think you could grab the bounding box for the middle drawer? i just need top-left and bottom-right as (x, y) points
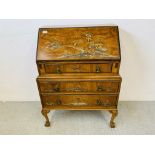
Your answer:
(37, 80), (121, 94)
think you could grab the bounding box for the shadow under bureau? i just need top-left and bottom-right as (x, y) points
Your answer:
(36, 26), (122, 128)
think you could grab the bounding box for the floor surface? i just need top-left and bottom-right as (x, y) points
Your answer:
(0, 101), (154, 135)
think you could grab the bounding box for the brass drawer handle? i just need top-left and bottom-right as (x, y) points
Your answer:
(97, 86), (104, 91)
(97, 86), (112, 92)
(71, 65), (81, 71)
(71, 87), (82, 92)
(53, 83), (60, 92)
(46, 98), (61, 106)
(56, 66), (61, 74)
(96, 99), (102, 105)
(46, 102), (54, 106)
(96, 65), (101, 73)
(65, 86), (87, 92)
(96, 99), (109, 106)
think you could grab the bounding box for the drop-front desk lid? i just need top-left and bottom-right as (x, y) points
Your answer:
(36, 26), (121, 61)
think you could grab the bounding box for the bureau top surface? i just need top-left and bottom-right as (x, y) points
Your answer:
(36, 26), (121, 61)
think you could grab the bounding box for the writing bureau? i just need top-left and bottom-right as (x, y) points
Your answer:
(36, 26), (122, 128)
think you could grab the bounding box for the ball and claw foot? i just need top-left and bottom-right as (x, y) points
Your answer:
(110, 121), (115, 128)
(45, 121), (50, 127)
(109, 110), (118, 128)
(41, 109), (51, 127)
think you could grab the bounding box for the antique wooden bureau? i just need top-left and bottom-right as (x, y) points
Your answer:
(36, 26), (122, 128)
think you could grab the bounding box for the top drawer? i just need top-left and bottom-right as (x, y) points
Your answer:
(37, 61), (120, 74)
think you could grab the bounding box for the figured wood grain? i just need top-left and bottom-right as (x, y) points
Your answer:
(45, 62), (112, 73)
(37, 61), (120, 75)
(37, 78), (121, 94)
(36, 26), (121, 61)
(36, 26), (122, 128)
(41, 94), (118, 107)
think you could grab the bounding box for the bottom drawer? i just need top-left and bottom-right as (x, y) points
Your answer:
(41, 94), (118, 107)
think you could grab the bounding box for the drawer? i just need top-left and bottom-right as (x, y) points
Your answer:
(41, 94), (118, 107)
(37, 61), (120, 74)
(37, 80), (120, 93)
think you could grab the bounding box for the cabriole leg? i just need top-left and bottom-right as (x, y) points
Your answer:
(41, 109), (50, 127)
(109, 110), (118, 128)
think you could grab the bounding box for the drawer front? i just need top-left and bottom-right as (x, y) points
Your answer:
(45, 63), (112, 73)
(38, 62), (120, 74)
(38, 80), (120, 93)
(41, 94), (118, 107)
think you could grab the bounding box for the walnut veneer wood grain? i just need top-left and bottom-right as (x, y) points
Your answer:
(36, 26), (120, 61)
(37, 78), (121, 94)
(37, 61), (120, 74)
(36, 26), (122, 128)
